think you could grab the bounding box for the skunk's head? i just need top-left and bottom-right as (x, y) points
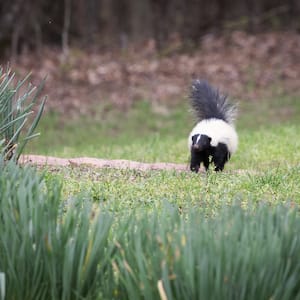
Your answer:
(191, 134), (211, 151)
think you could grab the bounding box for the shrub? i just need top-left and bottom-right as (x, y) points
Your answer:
(1, 159), (300, 299)
(112, 204), (300, 300)
(0, 159), (115, 300)
(0, 68), (46, 162)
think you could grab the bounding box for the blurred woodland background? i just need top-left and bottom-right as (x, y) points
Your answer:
(0, 0), (299, 116)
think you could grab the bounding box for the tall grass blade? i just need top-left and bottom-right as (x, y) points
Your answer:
(0, 272), (5, 300)
(0, 69), (46, 161)
(15, 97), (46, 160)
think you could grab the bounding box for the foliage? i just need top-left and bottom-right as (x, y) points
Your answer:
(1, 159), (300, 299)
(112, 204), (300, 300)
(1, 0), (299, 56)
(0, 159), (115, 300)
(0, 68), (46, 162)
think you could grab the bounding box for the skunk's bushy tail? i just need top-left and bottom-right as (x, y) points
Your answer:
(190, 80), (237, 125)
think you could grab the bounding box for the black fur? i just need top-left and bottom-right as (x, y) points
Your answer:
(190, 134), (230, 172)
(190, 80), (237, 124)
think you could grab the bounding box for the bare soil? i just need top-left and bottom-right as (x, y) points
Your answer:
(20, 155), (252, 174)
(20, 154), (189, 172)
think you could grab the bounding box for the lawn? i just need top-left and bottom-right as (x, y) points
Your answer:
(26, 93), (300, 211)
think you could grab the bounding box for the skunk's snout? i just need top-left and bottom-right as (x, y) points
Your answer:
(192, 144), (200, 150)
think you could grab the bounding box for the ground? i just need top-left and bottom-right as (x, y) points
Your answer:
(7, 31), (300, 117)
(20, 154), (188, 171)
(4, 31), (300, 169)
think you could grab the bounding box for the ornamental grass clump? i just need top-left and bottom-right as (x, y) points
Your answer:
(1, 159), (300, 299)
(112, 204), (300, 300)
(0, 159), (116, 300)
(0, 68), (46, 162)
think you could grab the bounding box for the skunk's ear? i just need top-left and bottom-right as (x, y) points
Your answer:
(208, 136), (212, 143)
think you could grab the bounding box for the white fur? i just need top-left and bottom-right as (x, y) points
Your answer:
(188, 118), (238, 154)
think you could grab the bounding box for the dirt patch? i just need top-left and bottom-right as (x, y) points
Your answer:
(20, 154), (189, 172)
(20, 155), (253, 175)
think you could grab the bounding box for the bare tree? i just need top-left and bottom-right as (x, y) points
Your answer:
(62, 0), (71, 59)
(0, 0), (299, 57)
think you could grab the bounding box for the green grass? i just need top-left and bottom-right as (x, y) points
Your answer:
(26, 101), (190, 159)
(46, 163), (300, 213)
(27, 94), (300, 161)
(27, 94), (300, 210)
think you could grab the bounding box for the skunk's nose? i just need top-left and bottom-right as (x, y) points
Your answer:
(193, 144), (200, 150)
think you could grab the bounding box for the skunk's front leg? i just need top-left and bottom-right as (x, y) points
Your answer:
(190, 149), (201, 173)
(212, 143), (230, 172)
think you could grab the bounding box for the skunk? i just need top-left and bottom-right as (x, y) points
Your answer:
(188, 80), (238, 172)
